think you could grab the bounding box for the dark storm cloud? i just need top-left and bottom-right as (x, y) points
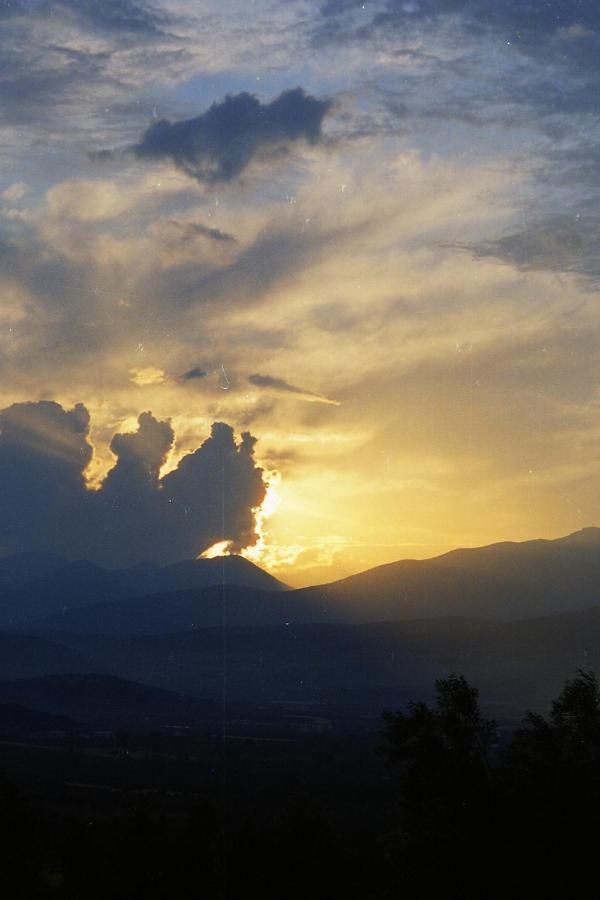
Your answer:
(0, 401), (92, 556)
(180, 366), (207, 382)
(0, 401), (266, 567)
(133, 88), (332, 182)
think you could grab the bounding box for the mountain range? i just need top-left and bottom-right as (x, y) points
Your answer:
(7, 527), (600, 635)
(2, 528), (600, 729)
(0, 553), (286, 628)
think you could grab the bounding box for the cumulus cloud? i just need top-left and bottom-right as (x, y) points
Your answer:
(134, 88), (332, 182)
(0, 400), (266, 567)
(249, 373), (341, 406)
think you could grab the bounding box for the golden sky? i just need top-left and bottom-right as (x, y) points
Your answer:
(1, 1), (599, 584)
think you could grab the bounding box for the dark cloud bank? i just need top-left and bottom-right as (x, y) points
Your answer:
(134, 88), (332, 182)
(0, 401), (266, 568)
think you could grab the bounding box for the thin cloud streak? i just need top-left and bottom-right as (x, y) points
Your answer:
(249, 374), (341, 406)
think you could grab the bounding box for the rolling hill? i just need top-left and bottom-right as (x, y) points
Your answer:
(0, 673), (221, 730)
(49, 605), (600, 719)
(0, 632), (94, 679)
(0, 702), (81, 736)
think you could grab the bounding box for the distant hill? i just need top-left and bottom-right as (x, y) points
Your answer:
(32, 528), (600, 634)
(292, 527), (600, 622)
(0, 632), (94, 679)
(0, 702), (80, 735)
(0, 674), (220, 730)
(49, 606), (600, 719)
(36, 583), (324, 634)
(0, 554), (286, 627)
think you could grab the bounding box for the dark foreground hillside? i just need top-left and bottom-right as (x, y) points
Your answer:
(0, 671), (598, 899)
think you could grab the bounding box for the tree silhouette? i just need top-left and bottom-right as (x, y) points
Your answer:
(383, 673), (496, 772)
(382, 673), (496, 850)
(551, 668), (600, 761)
(507, 669), (600, 773)
(381, 676), (497, 897)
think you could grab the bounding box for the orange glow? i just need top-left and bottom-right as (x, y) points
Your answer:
(200, 540), (233, 559)
(241, 473), (281, 564)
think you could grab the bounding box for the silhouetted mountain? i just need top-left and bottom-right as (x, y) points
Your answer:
(0, 559), (121, 626)
(292, 527), (600, 622)
(140, 556), (288, 594)
(31, 528), (600, 634)
(0, 632), (93, 679)
(0, 674), (220, 730)
(0, 554), (286, 627)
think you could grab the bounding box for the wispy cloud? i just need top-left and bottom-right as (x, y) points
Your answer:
(249, 373), (341, 406)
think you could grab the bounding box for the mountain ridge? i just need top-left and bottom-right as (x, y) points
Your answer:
(0, 553), (287, 627)
(5, 527), (600, 634)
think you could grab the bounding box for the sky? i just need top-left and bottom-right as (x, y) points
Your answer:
(1, 0), (600, 585)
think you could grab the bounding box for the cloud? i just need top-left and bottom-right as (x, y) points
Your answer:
(180, 366), (207, 382)
(316, 0), (600, 48)
(87, 149), (117, 163)
(249, 373), (341, 406)
(171, 221), (236, 244)
(0, 0), (170, 35)
(134, 88), (332, 182)
(0, 400), (267, 567)
(2, 182), (30, 202)
(470, 214), (600, 283)
(62, 0), (170, 35)
(130, 366), (166, 385)
(45, 179), (132, 222)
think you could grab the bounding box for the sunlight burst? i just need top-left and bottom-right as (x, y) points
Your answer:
(241, 473), (281, 565)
